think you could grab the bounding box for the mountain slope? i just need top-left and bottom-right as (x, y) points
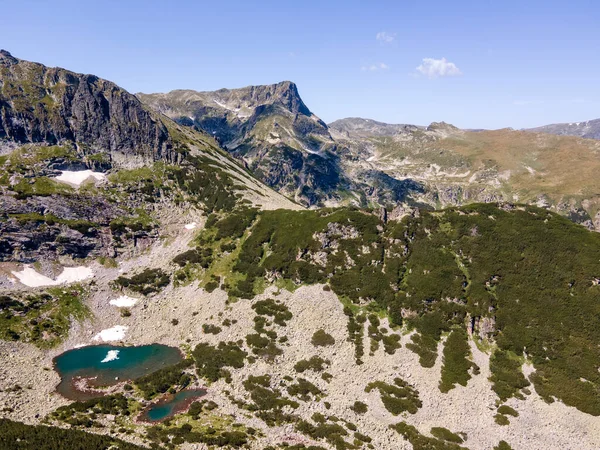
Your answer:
(331, 117), (600, 229)
(0, 51), (297, 263)
(138, 82), (345, 205)
(526, 118), (600, 140)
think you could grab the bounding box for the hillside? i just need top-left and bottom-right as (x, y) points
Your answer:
(526, 118), (600, 140)
(138, 83), (343, 205)
(1, 51), (600, 450)
(331, 118), (600, 230)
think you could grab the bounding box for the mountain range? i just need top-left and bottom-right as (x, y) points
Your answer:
(1, 50), (600, 450)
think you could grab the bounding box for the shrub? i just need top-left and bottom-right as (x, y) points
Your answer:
(430, 427), (463, 443)
(311, 329), (335, 347)
(350, 401), (368, 414)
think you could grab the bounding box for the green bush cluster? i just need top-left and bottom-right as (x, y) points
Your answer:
(50, 394), (131, 428)
(430, 427), (464, 443)
(391, 422), (469, 450)
(146, 422), (250, 449)
(311, 329), (335, 347)
(287, 378), (324, 401)
(489, 349), (530, 401)
(192, 341), (246, 382)
(294, 356), (330, 373)
(295, 418), (356, 450)
(241, 375), (299, 426)
(172, 247), (213, 268)
(114, 268), (170, 295)
(0, 418), (146, 450)
(439, 328), (476, 393)
(365, 378), (422, 415)
(344, 307), (366, 365)
(133, 359), (194, 399)
(350, 401), (368, 414)
(0, 286), (89, 348)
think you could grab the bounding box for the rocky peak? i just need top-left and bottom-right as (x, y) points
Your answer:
(0, 49), (18, 65)
(0, 51), (175, 166)
(426, 121), (459, 132)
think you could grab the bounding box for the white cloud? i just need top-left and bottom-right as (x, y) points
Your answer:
(416, 57), (462, 78)
(376, 31), (395, 43)
(361, 62), (389, 72)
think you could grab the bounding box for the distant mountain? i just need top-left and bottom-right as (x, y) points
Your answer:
(139, 85), (423, 207)
(526, 118), (600, 140)
(329, 117), (424, 137)
(138, 82), (343, 205)
(332, 116), (600, 230)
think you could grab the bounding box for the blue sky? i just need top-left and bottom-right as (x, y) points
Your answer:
(1, 0), (599, 129)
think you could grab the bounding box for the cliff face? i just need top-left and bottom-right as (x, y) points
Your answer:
(0, 50), (174, 166)
(138, 82), (345, 205)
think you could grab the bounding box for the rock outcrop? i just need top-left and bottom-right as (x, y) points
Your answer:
(0, 50), (175, 166)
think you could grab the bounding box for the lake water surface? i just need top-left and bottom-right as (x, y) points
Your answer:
(140, 389), (207, 422)
(54, 344), (183, 400)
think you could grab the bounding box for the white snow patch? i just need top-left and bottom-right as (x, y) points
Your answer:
(93, 325), (128, 342)
(184, 222), (197, 230)
(101, 350), (120, 363)
(109, 296), (138, 308)
(74, 343), (87, 349)
(525, 166), (536, 175)
(54, 170), (106, 186)
(11, 265), (93, 287)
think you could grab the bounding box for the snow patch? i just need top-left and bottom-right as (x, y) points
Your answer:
(93, 325), (128, 342)
(54, 170), (106, 187)
(11, 265), (93, 287)
(109, 296), (138, 308)
(101, 350), (120, 363)
(184, 222), (197, 230)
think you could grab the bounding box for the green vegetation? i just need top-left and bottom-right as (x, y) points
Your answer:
(0, 418), (146, 450)
(430, 427), (464, 443)
(49, 394), (133, 428)
(345, 307), (366, 364)
(192, 341), (246, 383)
(365, 378), (422, 415)
(311, 329), (335, 347)
(294, 356), (330, 373)
(245, 298), (292, 360)
(146, 420), (251, 449)
(497, 405), (518, 417)
(9, 213), (98, 235)
(287, 378), (324, 401)
(240, 374), (299, 426)
(0, 285), (89, 348)
(202, 323), (222, 335)
(391, 422), (469, 450)
(439, 328), (476, 393)
(494, 414), (510, 426)
(350, 401), (368, 414)
(214, 203), (600, 415)
(489, 349), (530, 401)
(296, 416), (358, 450)
(133, 359), (194, 399)
(494, 441), (513, 450)
(114, 268), (170, 295)
(252, 298), (292, 326)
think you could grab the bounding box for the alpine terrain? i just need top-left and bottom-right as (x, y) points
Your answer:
(1, 50), (600, 450)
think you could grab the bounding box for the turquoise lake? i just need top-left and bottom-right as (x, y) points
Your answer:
(53, 344), (183, 400)
(141, 389), (207, 422)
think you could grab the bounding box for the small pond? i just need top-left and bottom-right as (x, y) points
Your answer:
(53, 344), (183, 400)
(139, 389), (207, 422)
